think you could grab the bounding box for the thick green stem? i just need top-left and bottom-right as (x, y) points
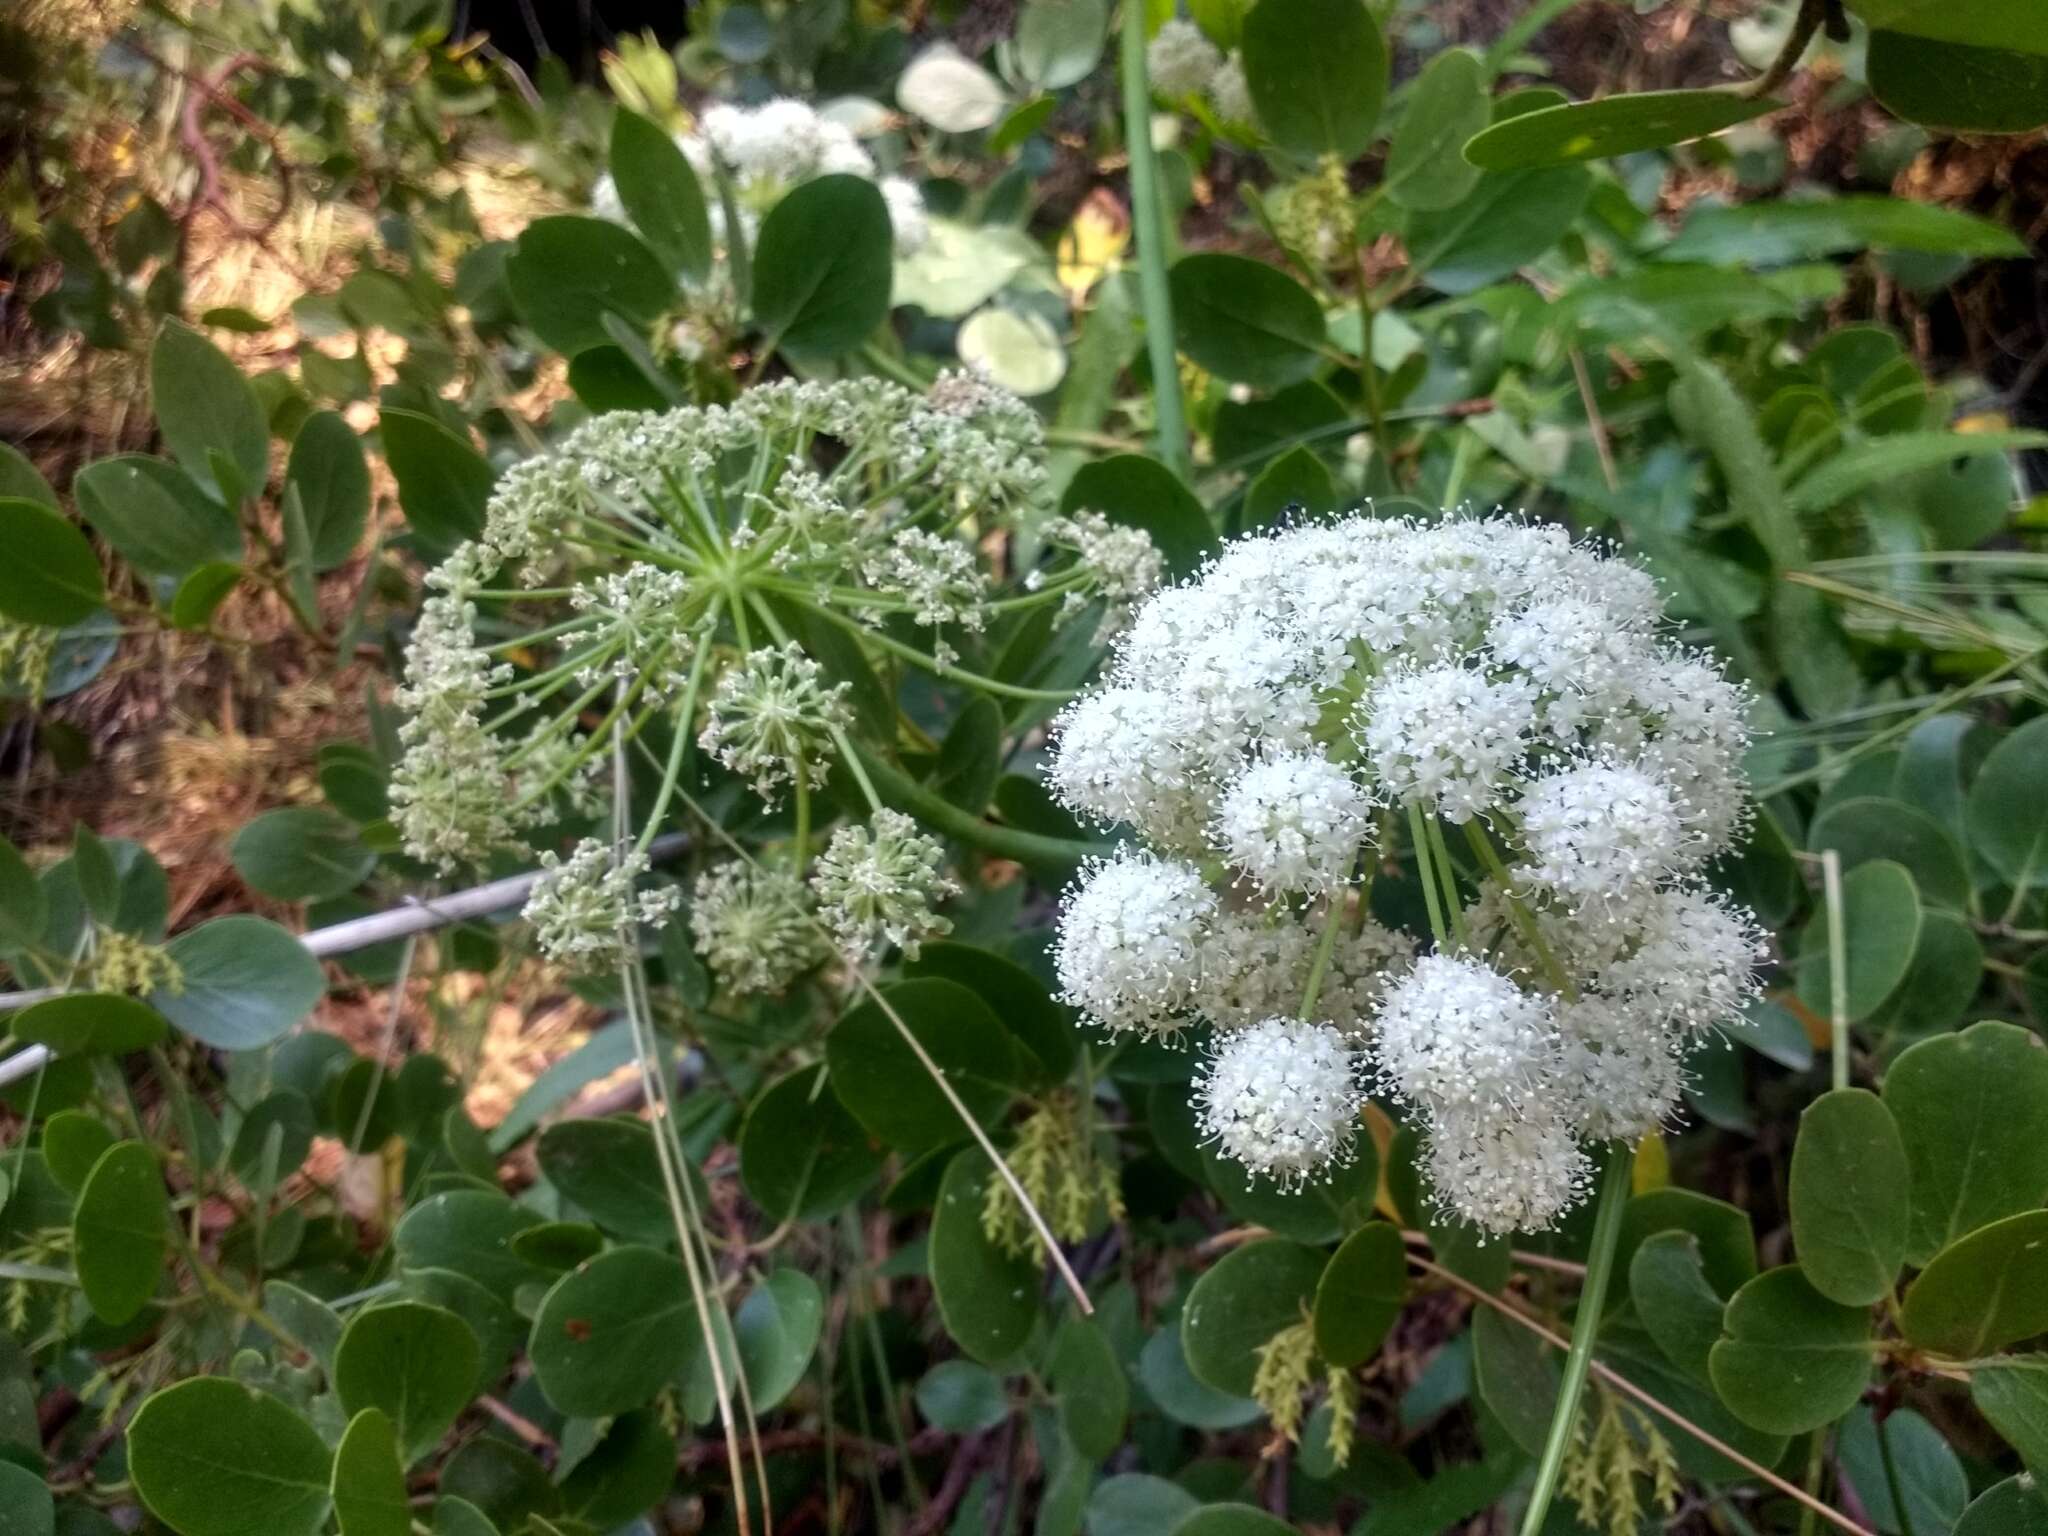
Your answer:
(1407, 801), (1450, 949)
(1118, 2), (1190, 481)
(1299, 895), (1345, 1017)
(1822, 849), (1850, 1093)
(850, 745), (1107, 872)
(1518, 1144), (1632, 1536)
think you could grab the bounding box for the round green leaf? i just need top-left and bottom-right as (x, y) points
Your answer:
(287, 411), (371, 572)
(1837, 1404), (1968, 1535)
(824, 978), (1024, 1155)
(1709, 1266), (1875, 1435)
(738, 1064), (885, 1222)
(1404, 167), (1593, 295)
(1243, 443), (1336, 529)
(0, 833), (44, 950)
(1810, 796), (1971, 912)
(608, 108), (712, 281)
(129, 1378), (333, 1536)
(333, 1408), (410, 1536)
(529, 1245), (697, 1417)
(1868, 31), (2048, 134)
(1883, 1020), (2048, 1264)
(558, 1410), (677, 1527)
(1181, 1237), (1326, 1396)
(750, 175), (893, 357)
(42, 1109), (117, 1195)
(1971, 1361), (2048, 1479)
(1967, 717), (2048, 889)
(153, 915), (326, 1050)
(1089, 1475), (1201, 1536)
(1136, 1327), (1263, 1430)
(1311, 1221), (1406, 1368)
(1629, 1231), (1725, 1383)
(734, 1267), (824, 1413)
(506, 215), (677, 358)
(1464, 89), (1779, 170)
(1050, 1314), (1127, 1458)
(393, 1189), (551, 1302)
(12, 992), (168, 1056)
(1867, 911), (1984, 1046)
(170, 563), (244, 631)
(74, 456), (242, 578)
(1384, 48), (1488, 211)
(904, 941), (1077, 1083)
(73, 1141), (167, 1325)
(916, 1359), (1011, 1432)
(929, 1149), (1040, 1365)
(1901, 1210), (2048, 1359)
(1016, 0), (1107, 90)
(0, 1463), (52, 1536)
(0, 441), (56, 508)
(1795, 858), (1922, 1022)
(438, 1440), (556, 1532)
(334, 1301), (482, 1464)
(151, 319), (270, 502)
(1171, 1504), (1297, 1536)
(1790, 1087), (1910, 1307)
(0, 498), (105, 626)
(538, 1114), (703, 1244)
(231, 807), (375, 901)
(378, 408), (493, 553)
(397, 1267), (523, 1385)
(1241, 0), (1387, 160)
(1472, 1303), (1559, 1457)
(1169, 253), (1326, 391)
(1611, 1187), (1758, 1308)
(1058, 454), (1219, 579)
(1955, 1474), (2048, 1536)
(958, 306), (1066, 396)
(509, 1220), (603, 1271)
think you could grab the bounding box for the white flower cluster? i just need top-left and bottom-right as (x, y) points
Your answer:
(1146, 18), (1255, 124)
(522, 839), (682, 973)
(809, 810), (959, 960)
(1046, 513), (1765, 1233)
(689, 864), (826, 996)
(593, 97), (929, 256)
(698, 643), (853, 801)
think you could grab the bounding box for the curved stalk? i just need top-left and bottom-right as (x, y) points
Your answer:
(1517, 1144), (1632, 1536)
(849, 745), (1109, 873)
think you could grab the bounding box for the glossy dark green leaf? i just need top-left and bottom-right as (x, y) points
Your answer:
(1137, 1325), (1263, 1430)
(0, 498), (105, 626)
(537, 1116), (680, 1245)
(734, 1266), (824, 1412)
(608, 108), (712, 280)
(438, 1440), (555, 1532)
(1971, 1360), (2048, 1478)
(1059, 453), (1218, 579)
(1169, 253), (1325, 390)
(42, 1109), (116, 1194)
(1384, 48), (1488, 211)
(824, 978), (1024, 1154)
(1465, 89), (1778, 170)
(1883, 1021), (2048, 1264)
(153, 915), (326, 1050)
(231, 807), (376, 901)
(1629, 1231), (1725, 1382)
(379, 408), (493, 552)
(1966, 717), (2048, 890)
(1240, 0), (1387, 159)
(1901, 1210), (2048, 1359)
(1789, 1088), (1910, 1307)
(1796, 858), (1921, 1023)
(558, 1409), (677, 1526)
(170, 562), (243, 631)
(1954, 1473), (2048, 1535)
(74, 456), (242, 578)
(1471, 1303), (1558, 1456)
(529, 1245), (697, 1416)
(1243, 443), (1336, 529)
(506, 215), (676, 357)
(750, 175), (892, 357)
(1405, 167), (1592, 294)
(263, 1280), (344, 1375)
(13, 992), (168, 1056)
(1051, 1314), (1127, 1458)
(0, 442), (56, 508)
(904, 941), (1077, 1083)
(916, 1359), (1011, 1432)
(151, 320), (269, 503)
(1181, 1237), (1326, 1396)
(73, 1141), (166, 1324)
(1612, 1186), (1757, 1307)
(129, 1378), (333, 1536)
(287, 411), (371, 571)
(1310, 1221), (1405, 1368)
(737, 1063), (885, 1222)
(510, 1220), (603, 1271)
(1868, 30), (2048, 133)
(332, 1408), (410, 1536)
(1836, 1404), (1967, 1535)
(1709, 1266), (1875, 1435)
(334, 1301), (482, 1463)
(929, 1149), (1040, 1365)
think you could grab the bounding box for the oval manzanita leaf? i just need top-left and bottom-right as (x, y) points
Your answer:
(1901, 1210), (2048, 1359)
(529, 1245), (697, 1418)
(1789, 1087), (1910, 1307)
(1463, 88), (1779, 171)
(12, 992), (168, 1056)
(332, 1408), (410, 1536)
(333, 1301), (482, 1464)
(1312, 1221), (1406, 1368)
(73, 1141), (167, 1325)
(1181, 1237), (1327, 1397)
(1708, 1266), (1875, 1435)
(129, 1377), (334, 1536)
(929, 1149), (1040, 1366)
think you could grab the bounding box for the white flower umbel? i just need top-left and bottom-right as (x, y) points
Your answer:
(1147, 17), (1224, 97)
(809, 810), (959, 960)
(689, 864), (827, 996)
(1214, 750), (1373, 897)
(1041, 511), (1763, 1229)
(1196, 1017), (1365, 1187)
(1206, 53), (1254, 124)
(698, 643), (854, 800)
(1054, 848), (1216, 1036)
(523, 839), (681, 973)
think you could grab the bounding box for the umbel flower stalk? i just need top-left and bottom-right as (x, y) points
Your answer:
(388, 372), (1159, 984)
(1045, 511), (1766, 1235)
